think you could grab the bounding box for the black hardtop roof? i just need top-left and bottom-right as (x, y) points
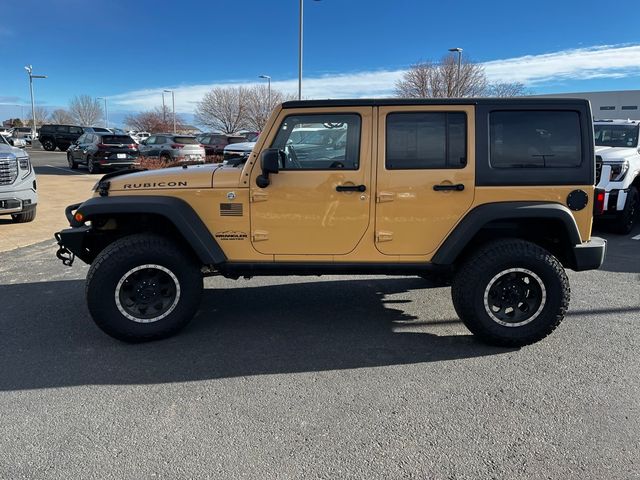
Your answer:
(282, 97), (591, 108)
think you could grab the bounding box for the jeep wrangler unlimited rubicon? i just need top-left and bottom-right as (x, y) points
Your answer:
(55, 98), (606, 347)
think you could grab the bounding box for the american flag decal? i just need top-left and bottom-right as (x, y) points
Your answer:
(220, 203), (243, 216)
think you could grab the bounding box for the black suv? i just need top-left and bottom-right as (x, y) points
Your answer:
(39, 125), (111, 151)
(67, 133), (138, 173)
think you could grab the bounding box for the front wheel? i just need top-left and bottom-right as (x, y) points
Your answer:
(87, 155), (100, 174)
(86, 234), (203, 342)
(451, 239), (570, 347)
(11, 207), (36, 223)
(67, 153), (78, 169)
(612, 186), (639, 234)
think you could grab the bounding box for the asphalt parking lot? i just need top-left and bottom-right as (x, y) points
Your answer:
(0, 151), (639, 479)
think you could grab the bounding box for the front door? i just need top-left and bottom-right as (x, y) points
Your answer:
(375, 105), (476, 255)
(250, 108), (372, 256)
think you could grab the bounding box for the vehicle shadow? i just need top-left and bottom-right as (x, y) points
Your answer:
(0, 277), (512, 391)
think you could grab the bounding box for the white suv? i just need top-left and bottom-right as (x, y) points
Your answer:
(594, 119), (640, 233)
(0, 135), (37, 223)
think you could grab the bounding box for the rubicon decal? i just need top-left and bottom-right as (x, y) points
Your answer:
(123, 181), (188, 189)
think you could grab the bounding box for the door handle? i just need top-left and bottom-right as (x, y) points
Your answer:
(336, 184), (366, 192)
(433, 183), (465, 192)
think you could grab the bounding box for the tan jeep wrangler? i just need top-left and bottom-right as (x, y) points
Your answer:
(56, 98), (606, 346)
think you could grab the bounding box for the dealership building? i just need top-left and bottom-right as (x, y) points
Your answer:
(533, 90), (640, 120)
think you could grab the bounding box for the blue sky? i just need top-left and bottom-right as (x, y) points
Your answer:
(2, 0), (640, 127)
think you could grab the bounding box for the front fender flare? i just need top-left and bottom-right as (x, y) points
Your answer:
(70, 195), (226, 265)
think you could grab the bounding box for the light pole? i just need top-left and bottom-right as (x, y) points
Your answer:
(448, 47), (463, 98)
(298, 0), (321, 100)
(162, 91), (166, 123)
(97, 97), (108, 129)
(164, 89), (175, 133)
(259, 74), (271, 107)
(24, 65), (47, 139)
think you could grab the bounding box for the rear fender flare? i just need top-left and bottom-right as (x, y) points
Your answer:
(432, 202), (582, 265)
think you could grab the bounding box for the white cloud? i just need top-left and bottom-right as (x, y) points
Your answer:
(108, 44), (640, 113)
(483, 44), (640, 85)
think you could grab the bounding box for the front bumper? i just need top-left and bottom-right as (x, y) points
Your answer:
(598, 188), (629, 216)
(55, 225), (92, 266)
(0, 183), (38, 216)
(572, 237), (607, 271)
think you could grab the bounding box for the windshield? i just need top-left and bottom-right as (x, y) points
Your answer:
(594, 124), (639, 147)
(0, 135), (8, 146)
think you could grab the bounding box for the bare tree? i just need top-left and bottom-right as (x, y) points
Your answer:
(244, 85), (294, 131)
(25, 106), (50, 127)
(68, 95), (103, 126)
(396, 54), (488, 98)
(50, 109), (74, 124)
(195, 87), (249, 134)
(124, 106), (183, 133)
(486, 82), (528, 97)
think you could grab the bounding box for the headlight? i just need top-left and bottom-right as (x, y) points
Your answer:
(608, 161), (629, 181)
(18, 156), (31, 178)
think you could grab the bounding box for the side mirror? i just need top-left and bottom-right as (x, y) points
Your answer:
(256, 148), (282, 188)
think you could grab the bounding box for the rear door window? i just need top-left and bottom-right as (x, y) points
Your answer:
(489, 111), (582, 168)
(103, 135), (134, 144)
(386, 112), (467, 169)
(173, 136), (198, 144)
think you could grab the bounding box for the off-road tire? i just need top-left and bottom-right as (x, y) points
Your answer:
(41, 138), (55, 151)
(87, 155), (100, 174)
(451, 239), (570, 347)
(67, 153), (78, 169)
(86, 234), (203, 342)
(612, 186), (639, 234)
(11, 207), (36, 223)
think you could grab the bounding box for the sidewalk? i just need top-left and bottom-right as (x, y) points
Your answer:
(0, 172), (96, 252)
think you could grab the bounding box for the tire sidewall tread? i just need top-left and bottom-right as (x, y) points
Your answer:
(452, 239), (570, 347)
(86, 234), (203, 342)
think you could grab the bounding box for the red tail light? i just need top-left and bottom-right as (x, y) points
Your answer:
(129, 144), (137, 150)
(594, 188), (605, 216)
(171, 144), (184, 149)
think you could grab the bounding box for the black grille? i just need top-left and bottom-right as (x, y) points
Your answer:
(595, 156), (603, 184)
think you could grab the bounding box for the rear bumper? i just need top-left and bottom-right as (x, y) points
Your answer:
(572, 237), (607, 271)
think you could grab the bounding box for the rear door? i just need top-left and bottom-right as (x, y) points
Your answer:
(375, 105), (475, 255)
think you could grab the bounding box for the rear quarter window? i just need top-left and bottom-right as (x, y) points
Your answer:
(490, 111), (582, 168)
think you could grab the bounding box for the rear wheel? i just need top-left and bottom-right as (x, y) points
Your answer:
(612, 186), (639, 234)
(86, 234), (203, 342)
(41, 138), (55, 151)
(451, 239), (570, 347)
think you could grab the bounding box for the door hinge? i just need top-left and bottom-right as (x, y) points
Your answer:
(376, 231), (394, 242)
(376, 192), (395, 203)
(251, 191), (268, 202)
(252, 230), (269, 241)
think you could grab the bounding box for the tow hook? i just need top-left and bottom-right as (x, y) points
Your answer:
(54, 232), (75, 267)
